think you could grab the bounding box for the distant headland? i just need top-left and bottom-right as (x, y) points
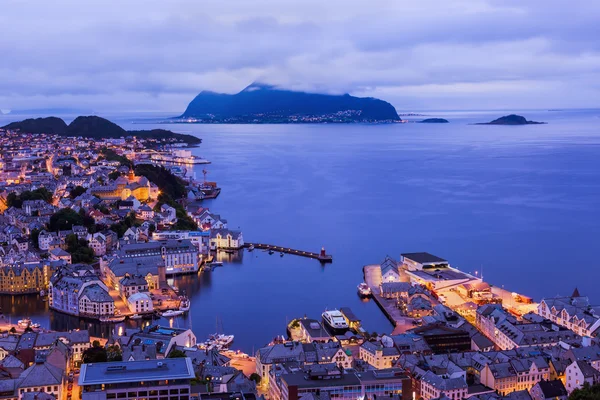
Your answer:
(419, 118), (449, 123)
(476, 114), (546, 125)
(175, 82), (400, 123)
(2, 116), (201, 146)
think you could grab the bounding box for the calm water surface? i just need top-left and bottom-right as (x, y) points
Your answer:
(2, 109), (600, 352)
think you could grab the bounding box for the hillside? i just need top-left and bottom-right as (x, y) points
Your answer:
(2, 116), (201, 145)
(180, 83), (400, 122)
(2, 117), (67, 134)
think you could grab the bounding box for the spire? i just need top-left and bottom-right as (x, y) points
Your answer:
(572, 287), (581, 298)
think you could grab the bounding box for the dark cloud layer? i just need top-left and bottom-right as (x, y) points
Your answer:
(1, 0), (599, 111)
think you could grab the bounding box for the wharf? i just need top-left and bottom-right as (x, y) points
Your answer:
(244, 243), (332, 263)
(363, 264), (406, 328)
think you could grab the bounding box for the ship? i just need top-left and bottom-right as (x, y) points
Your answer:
(18, 318), (32, 328)
(179, 298), (191, 312)
(357, 283), (372, 298)
(321, 309), (349, 334)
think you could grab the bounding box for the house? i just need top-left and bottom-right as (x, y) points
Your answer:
(537, 289), (600, 337)
(160, 204), (177, 224)
(11, 236), (29, 252)
(565, 360), (600, 393)
(420, 370), (468, 400)
(119, 273), (149, 300)
(87, 232), (107, 256)
(380, 256), (400, 282)
(16, 360), (64, 399)
(359, 341), (399, 369)
(49, 248), (72, 264)
(72, 225), (88, 240)
(137, 204), (154, 220)
(381, 282), (412, 299)
(38, 230), (58, 251)
(127, 292), (154, 314)
(298, 319), (332, 343)
(210, 229), (244, 250)
(530, 379), (568, 400)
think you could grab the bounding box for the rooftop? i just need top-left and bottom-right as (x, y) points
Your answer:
(79, 357), (195, 385)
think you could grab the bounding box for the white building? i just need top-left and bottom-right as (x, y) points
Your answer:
(127, 292), (154, 314)
(538, 289), (600, 338)
(210, 229), (244, 250)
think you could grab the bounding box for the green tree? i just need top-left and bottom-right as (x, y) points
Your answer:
(83, 343), (108, 363)
(569, 383), (600, 400)
(249, 373), (261, 385)
(108, 170), (121, 180)
(167, 349), (187, 358)
(70, 186), (87, 199)
(30, 228), (41, 249)
(49, 208), (84, 232)
(107, 345), (123, 362)
(65, 234), (95, 264)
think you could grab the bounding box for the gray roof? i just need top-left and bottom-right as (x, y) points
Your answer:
(401, 252), (447, 264)
(79, 358), (195, 385)
(18, 362), (63, 388)
(81, 283), (113, 303)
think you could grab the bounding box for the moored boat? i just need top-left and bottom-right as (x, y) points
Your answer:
(357, 283), (372, 298)
(99, 316), (126, 323)
(18, 318), (32, 328)
(161, 309), (185, 318)
(322, 309), (349, 334)
(130, 314), (143, 320)
(179, 298), (191, 312)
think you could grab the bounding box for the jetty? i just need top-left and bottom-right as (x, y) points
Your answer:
(244, 243), (332, 263)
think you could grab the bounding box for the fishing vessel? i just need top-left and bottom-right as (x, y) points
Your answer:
(161, 309), (185, 318)
(322, 309), (349, 334)
(357, 283), (372, 298)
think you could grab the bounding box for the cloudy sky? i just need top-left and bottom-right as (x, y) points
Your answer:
(1, 0), (599, 112)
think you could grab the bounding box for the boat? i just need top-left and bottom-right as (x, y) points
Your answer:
(280, 252), (284, 257)
(209, 261), (223, 267)
(322, 309), (349, 334)
(39, 289), (46, 296)
(130, 314), (143, 320)
(99, 316), (126, 323)
(179, 298), (191, 312)
(202, 333), (235, 350)
(18, 318), (32, 328)
(248, 244), (255, 252)
(30, 323), (41, 329)
(268, 250), (274, 255)
(161, 310), (185, 318)
(357, 283), (372, 298)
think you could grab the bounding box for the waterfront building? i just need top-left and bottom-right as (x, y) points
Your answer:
(49, 264), (114, 317)
(78, 357), (195, 400)
(401, 252), (449, 271)
(537, 289), (600, 337)
(126, 291), (153, 314)
(209, 229), (244, 250)
(476, 305), (580, 350)
(380, 256), (400, 283)
(0, 260), (61, 294)
(119, 240), (199, 274)
(480, 357), (550, 395)
(297, 319), (332, 343)
(119, 325), (197, 359)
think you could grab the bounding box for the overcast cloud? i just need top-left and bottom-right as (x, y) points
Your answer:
(1, 0), (599, 112)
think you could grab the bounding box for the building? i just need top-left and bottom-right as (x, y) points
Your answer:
(298, 319), (333, 343)
(360, 341), (400, 369)
(537, 289), (600, 337)
(420, 370), (467, 400)
(530, 379), (568, 400)
(380, 256), (400, 282)
(90, 170), (159, 201)
(16, 359), (64, 399)
(78, 357), (195, 400)
(209, 229), (244, 250)
(118, 273), (149, 300)
(565, 360), (600, 393)
(119, 240), (200, 274)
(49, 264), (115, 318)
(0, 260), (60, 294)
(401, 252), (448, 271)
(410, 324), (471, 354)
(48, 248), (72, 263)
(127, 291), (154, 314)
(105, 256), (164, 292)
(476, 304), (580, 350)
(121, 325), (197, 359)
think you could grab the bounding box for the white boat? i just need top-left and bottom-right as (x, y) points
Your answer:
(179, 298), (190, 312)
(357, 283), (372, 297)
(39, 289), (46, 296)
(99, 316), (126, 323)
(203, 333), (234, 350)
(215, 334), (234, 347)
(130, 314), (143, 320)
(209, 261), (223, 267)
(30, 323), (41, 329)
(322, 309), (349, 334)
(161, 310), (185, 318)
(248, 244), (255, 251)
(18, 318), (32, 328)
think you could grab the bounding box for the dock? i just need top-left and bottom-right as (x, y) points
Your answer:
(243, 243), (332, 263)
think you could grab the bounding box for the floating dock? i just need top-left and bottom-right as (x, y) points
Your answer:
(244, 243), (332, 263)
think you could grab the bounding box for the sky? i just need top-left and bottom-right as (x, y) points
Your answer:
(1, 0), (599, 112)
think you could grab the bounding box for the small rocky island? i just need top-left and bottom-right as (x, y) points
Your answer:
(476, 114), (545, 125)
(419, 118), (449, 123)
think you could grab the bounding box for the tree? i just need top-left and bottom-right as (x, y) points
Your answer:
(107, 345), (122, 362)
(65, 234), (95, 264)
(167, 349), (187, 358)
(49, 208), (83, 232)
(6, 188), (53, 208)
(30, 228), (41, 249)
(569, 383), (600, 400)
(108, 170), (121, 180)
(83, 345), (107, 363)
(70, 186), (87, 199)
(9, 327), (16, 334)
(249, 373), (261, 385)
